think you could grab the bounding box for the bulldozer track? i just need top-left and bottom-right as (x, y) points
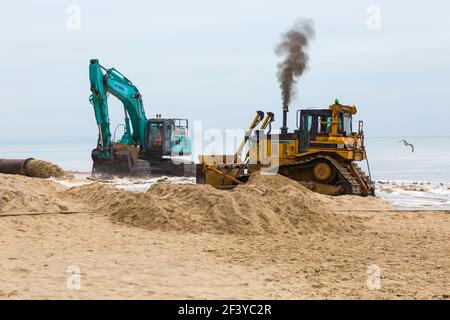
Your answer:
(276, 154), (374, 196)
(325, 156), (362, 194)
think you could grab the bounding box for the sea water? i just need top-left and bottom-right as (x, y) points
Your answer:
(0, 140), (94, 172)
(361, 136), (450, 210)
(361, 136), (450, 182)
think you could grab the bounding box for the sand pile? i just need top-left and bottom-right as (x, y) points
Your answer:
(0, 174), (81, 213)
(26, 160), (69, 179)
(65, 173), (376, 235)
(0, 171), (389, 234)
(64, 182), (123, 211)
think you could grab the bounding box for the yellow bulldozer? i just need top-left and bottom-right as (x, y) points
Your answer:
(196, 100), (375, 196)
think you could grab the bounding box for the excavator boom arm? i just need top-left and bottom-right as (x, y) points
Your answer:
(89, 59), (111, 157)
(89, 59), (148, 159)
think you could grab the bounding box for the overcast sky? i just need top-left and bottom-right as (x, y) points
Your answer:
(1, 0), (449, 143)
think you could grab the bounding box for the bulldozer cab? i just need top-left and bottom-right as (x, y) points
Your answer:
(296, 109), (330, 152)
(297, 106), (355, 140)
(297, 109), (332, 139)
(145, 118), (192, 158)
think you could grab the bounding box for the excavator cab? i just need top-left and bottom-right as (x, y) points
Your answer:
(172, 118), (192, 156)
(145, 117), (192, 158)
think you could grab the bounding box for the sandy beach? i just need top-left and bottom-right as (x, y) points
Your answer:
(0, 173), (448, 299)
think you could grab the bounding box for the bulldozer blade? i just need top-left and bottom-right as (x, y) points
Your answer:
(196, 162), (245, 187)
(196, 154), (245, 187)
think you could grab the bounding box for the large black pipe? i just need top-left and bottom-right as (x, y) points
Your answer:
(0, 158), (34, 176)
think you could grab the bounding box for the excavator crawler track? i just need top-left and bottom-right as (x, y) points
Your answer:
(132, 159), (195, 177)
(92, 149), (196, 178)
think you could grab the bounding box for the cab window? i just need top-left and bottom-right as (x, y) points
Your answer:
(317, 116), (332, 134)
(149, 122), (163, 148)
(303, 115), (313, 132)
(339, 112), (352, 136)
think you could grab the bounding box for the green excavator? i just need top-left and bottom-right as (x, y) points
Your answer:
(89, 59), (194, 177)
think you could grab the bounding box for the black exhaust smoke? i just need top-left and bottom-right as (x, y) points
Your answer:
(275, 18), (315, 133)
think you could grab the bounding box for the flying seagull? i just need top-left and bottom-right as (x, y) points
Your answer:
(399, 139), (414, 153)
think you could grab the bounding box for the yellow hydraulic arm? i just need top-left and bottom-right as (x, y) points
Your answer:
(243, 112), (274, 163)
(212, 111), (264, 186)
(259, 112), (275, 131)
(231, 111), (264, 164)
